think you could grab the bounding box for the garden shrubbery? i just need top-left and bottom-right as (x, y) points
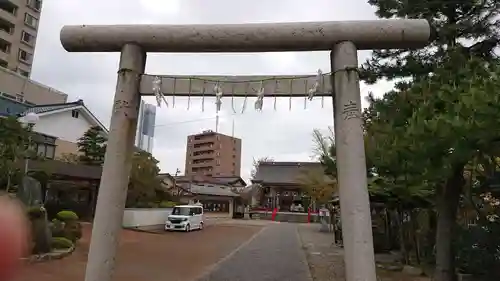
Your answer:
(50, 210), (82, 244)
(51, 237), (74, 250)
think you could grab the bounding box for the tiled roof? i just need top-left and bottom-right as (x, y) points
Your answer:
(252, 161), (324, 184)
(175, 175), (246, 186)
(26, 159), (102, 180)
(21, 100), (83, 115)
(213, 176), (247, 186)
(19, 99), (108, 133)
(185, 183), (240, 197)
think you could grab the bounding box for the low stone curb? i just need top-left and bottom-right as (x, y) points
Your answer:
(21, 245), (76, 264)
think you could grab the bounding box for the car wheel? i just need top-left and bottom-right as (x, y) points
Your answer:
(199, 222), (204, 230)
(185, 224), (191, 232)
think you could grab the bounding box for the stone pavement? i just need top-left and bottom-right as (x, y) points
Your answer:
(196, 222), (313, 281)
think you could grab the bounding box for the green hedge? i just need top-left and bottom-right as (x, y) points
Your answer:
(56, 210), (79, 221)
(159, 201), (177, 208)
(51, 237), (74, 249)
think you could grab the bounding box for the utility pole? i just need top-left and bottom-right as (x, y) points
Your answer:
(60, 19), (433, 281)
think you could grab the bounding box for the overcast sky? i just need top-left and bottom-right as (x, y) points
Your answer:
(31, 0), (394, 183)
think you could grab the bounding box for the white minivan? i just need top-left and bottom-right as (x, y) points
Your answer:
(165, 205), (204, 232)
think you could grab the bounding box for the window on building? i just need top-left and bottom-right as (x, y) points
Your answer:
(21, 30), (35, 46)
(18, 49), (32, 64)
(24, 13), (38, 29)
(0, 59), (7, 68)
(35, 143), (55, 159)
(0, 38), (11, 53)
(27, 0), (42, 11)
(17, 68), (29, 77)
(45, 145), (55, 159)
(0, 1), (17, 15)
(71, 110), (79, 118)
(216, 160), (220, 165)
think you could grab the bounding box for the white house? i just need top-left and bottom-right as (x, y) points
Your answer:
(19, 99), (108, 159)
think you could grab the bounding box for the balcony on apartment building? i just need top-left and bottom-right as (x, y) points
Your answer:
(191, 159), (215, 168)
(191, 166), (214, 175)
(0, 1), (18, 22)
(192, 141), (215, 151)
(0, 16), (14, 37)
(191, 150), (214, 159)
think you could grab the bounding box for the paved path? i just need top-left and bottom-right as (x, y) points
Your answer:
(196, 223), (312, 281)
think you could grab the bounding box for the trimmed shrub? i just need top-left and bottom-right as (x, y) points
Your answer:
(51, 237), (74, 249)
(56, 210), (79, 221)
(54, 210), (82, 242)
(50, 219), (65, 237)
(27, 206), (45, 219)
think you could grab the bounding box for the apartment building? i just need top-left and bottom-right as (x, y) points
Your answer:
(0, 0), (42, 78)
(185, 130), (242, 177)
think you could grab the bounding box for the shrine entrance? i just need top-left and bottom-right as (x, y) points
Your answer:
(60, 19), (433, 281)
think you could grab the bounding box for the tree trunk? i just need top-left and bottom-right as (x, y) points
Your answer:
(434, 166), (464, 281)
(410, 210), (421, 265)
(396, 208), (409, 264)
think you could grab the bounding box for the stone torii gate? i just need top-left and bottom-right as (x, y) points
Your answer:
(60, 19), (433, 281)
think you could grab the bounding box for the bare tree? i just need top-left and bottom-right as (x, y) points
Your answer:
(250, 156), (274, 179)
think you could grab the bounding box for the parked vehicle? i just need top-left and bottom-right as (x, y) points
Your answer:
(165, 205), (204, 232)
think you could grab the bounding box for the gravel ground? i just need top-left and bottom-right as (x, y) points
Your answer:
(298, 224), (431, 281)
(196, 223), (312, 281)
(298, 224), (345, 281)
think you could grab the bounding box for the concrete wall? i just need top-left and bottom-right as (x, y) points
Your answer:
(122, 208), (173, 228)
(0, 68), (67, 105)
(250, 211), (319, 223)
(122, 208), (233, 228)
(54, 139), (79, 158)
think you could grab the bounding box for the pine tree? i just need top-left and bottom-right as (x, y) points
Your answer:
(77, 126), (107, 166)
(362, 2), (499, 281)
(361, 0), (500, 85)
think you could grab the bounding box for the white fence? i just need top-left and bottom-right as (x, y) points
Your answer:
(122, 208), (173, 228)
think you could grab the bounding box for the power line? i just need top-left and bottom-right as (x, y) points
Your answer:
(154, 112), (241, 128)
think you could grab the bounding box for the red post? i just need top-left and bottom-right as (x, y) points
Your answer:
(307, 208), (311, 223)
(271, 208), (278, 221)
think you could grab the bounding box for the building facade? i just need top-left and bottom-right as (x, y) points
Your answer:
(184, 131), (242, 177)
(135, 100), (156, 153)
(0, 0), (43, 78)
(0, 67), (68, 105)
(19, 99), (108, 159)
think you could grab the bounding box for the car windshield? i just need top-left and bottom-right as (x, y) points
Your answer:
(171, 207), (191, 216)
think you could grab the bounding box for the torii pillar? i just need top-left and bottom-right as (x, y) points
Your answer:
(60, 19), (433, 281)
